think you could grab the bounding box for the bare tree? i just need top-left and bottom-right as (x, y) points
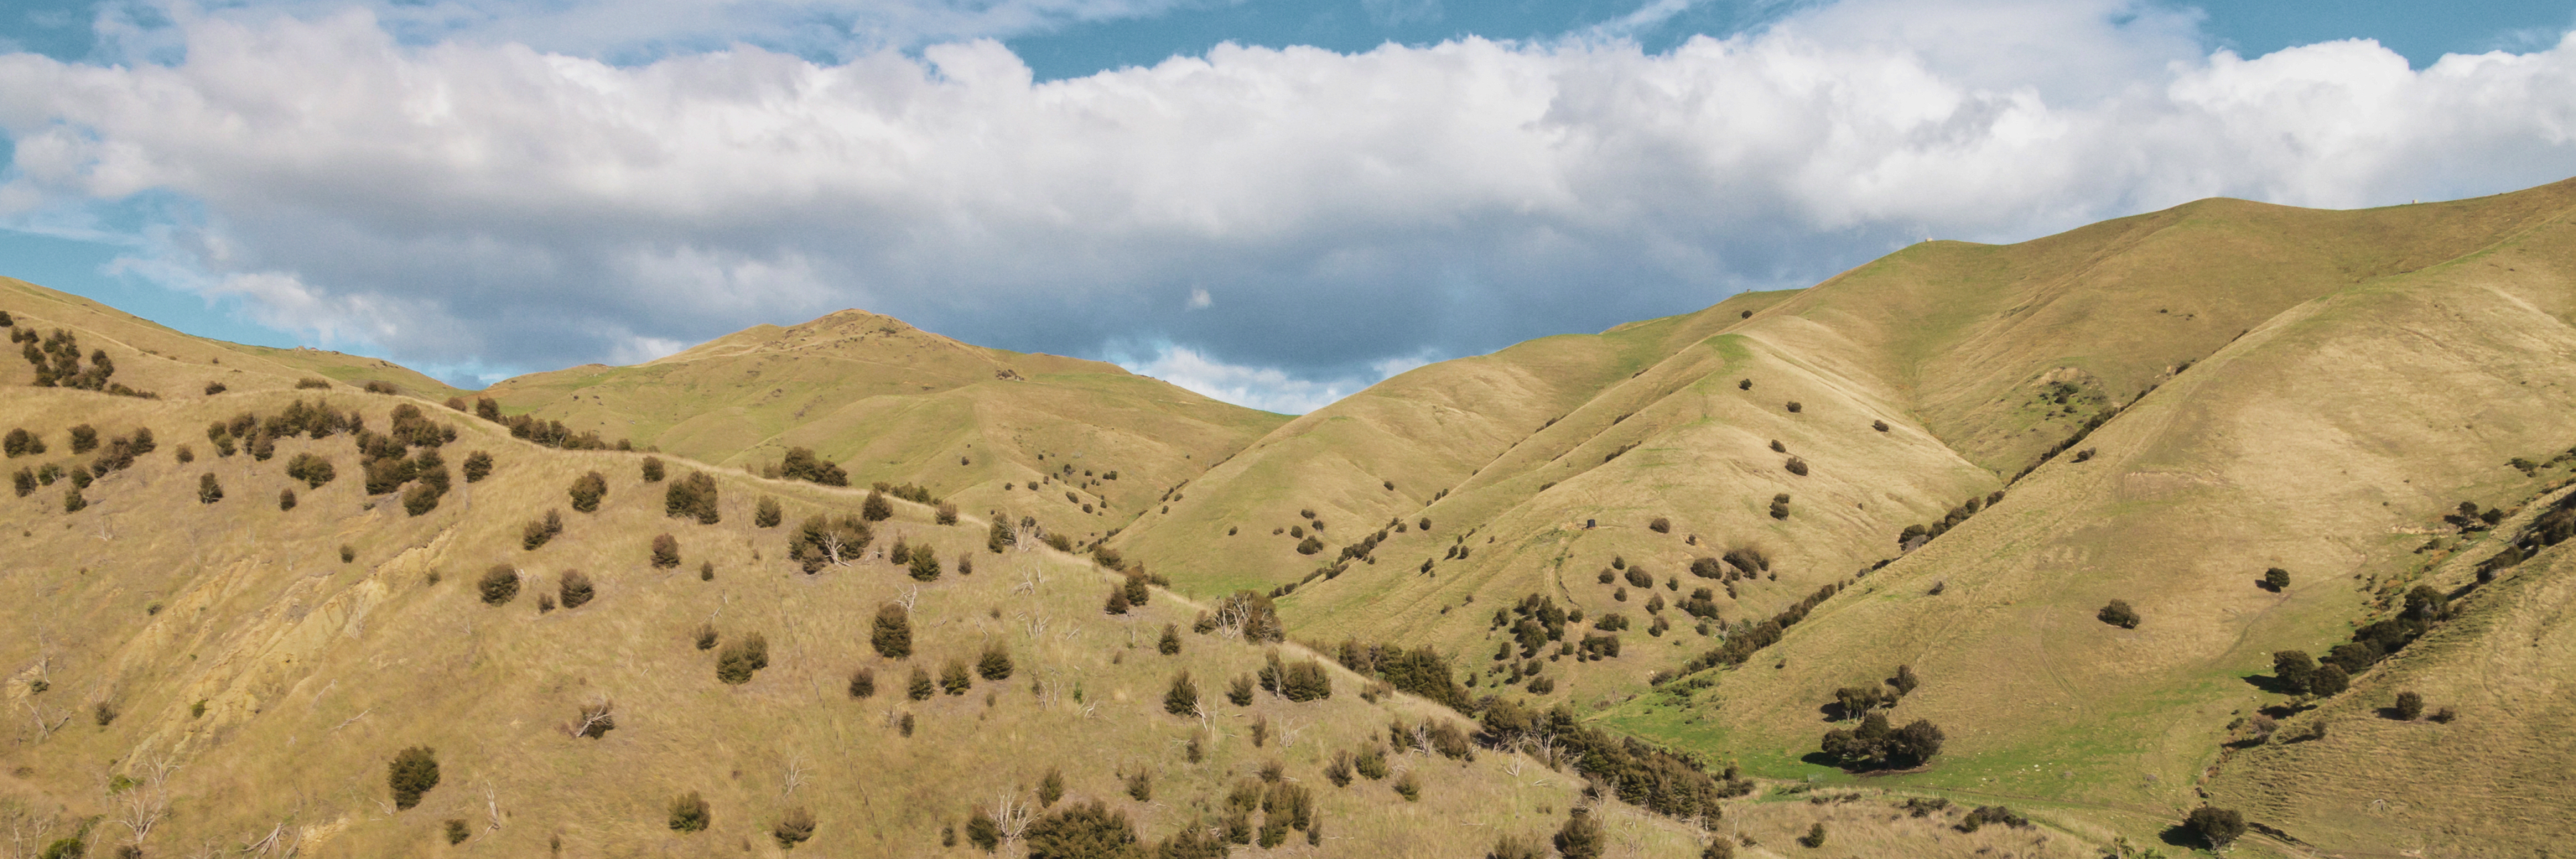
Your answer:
(563, 698), (613, 739)
(112, 753), (181, 850)
(895, 586), (921, 613)
(482, 783), (504, 833)
(3, 797), (60, 859)
(991, 794), (1035, 844)
(782, 752), (809, 797)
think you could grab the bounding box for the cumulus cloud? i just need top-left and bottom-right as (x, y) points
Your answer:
(4, 0), (2576, 412)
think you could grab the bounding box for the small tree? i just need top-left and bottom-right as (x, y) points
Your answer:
(2097, 600), (2140, 629)
(478, 566), (521, 605)
(718, 634), (770, 685)
(1548, 807), (1599, 855)
(977, 644), (1014, 681)
(1165, 671), (1199, 716)
(2182, 806), (2246, 848)
(401, 482), (441, 516)
(966, 808), (1001, 851)
(2271, 650), (2317, 694)
(2310, 664), (2351, 697)
(558, 570), (595, 609)
(1039, 768), (1065, 807)
(940, 660), (973, 695)
(640, 457), (665, 482)
(1158, 623), (1182, 655)
(650, 533), (681, 568)
(2263, 567), (2291, 591)
(462, 451), (493, 482)
(772, 806), (814, 849)
(907, 668), (935, 701)
(389, 746), (440, 810)
(848, 669), (876, 699)
(569, 472), (607, 513)
(909, 550), (942, 581)
(1104, 587), (1131, 615)
(278, 487), (297, 510)
(668, 792), (711, 833)
(2392, 691), (2425, 719)
(197, 472), (223, 504)
(872, 605), (912, 659)
(756, 496), (783, 528)
(862, 490), (893, 522)
(1797, 822), (1826, 848)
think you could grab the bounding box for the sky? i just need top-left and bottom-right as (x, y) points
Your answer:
(3, 1), (2575, 412)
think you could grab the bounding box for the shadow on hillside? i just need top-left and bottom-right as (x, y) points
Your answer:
(2240, 673), (2301, 695)
(2158, 825), (2206, 848)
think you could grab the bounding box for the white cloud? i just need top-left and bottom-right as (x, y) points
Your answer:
(4, 0), (2576, 412)
(1119, 344), (1381, 414)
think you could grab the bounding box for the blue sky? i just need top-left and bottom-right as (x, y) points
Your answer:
(4, 0), (2575, 411)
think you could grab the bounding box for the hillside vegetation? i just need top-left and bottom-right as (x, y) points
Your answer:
(9, 176), (2576, 857)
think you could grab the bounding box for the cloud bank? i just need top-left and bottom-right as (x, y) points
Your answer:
(4, 0), (2575, 410)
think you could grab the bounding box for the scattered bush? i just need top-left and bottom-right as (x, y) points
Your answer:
(778, 447), (848, 486)
(2310, 664), (2351, 697)
(909, 549), (942, 581)
(443, 818), (469, 845)
(772, 806), (814, 849)
(640, 457), (665, 482)
(664, 471), (721, 523)
(1818, 713), (1945, 770)
(278, 487), (297, 510)
(872, 604), (913, 659)
(1295, 535), (1324, 555)
(1784, 456), (1808, 476)
(1125, 770), (1152, 802)
(558, 570), (594, 609)
(61, 485), (84, 513)
(478, 566), (520, 605)
(1785, 401), (1802, 413)
(523, 510), (565, 550)
(569, 471), (608, 512)
(718, 634), (771, 685)
(907, 668), (935, 701)
(1873, 419), (1889, 432)
(788, 514), (874, 572)
(1392, 771), (1422, 802)
(2097, 599), (2140, 629)
(401, 482), (441, 516)
(1649, 517), (1672, 533)
(1038, 768), (1065, 807)
(68, 425), (97, 454)
(977, 644), (1014, 681)
(341, 544), (355, 563)
(940, 660), (972, 695)
(1769, 493), (1791, 520)
(756, 496), (783, 528)
(650, 533), (681, 568)
(862, 490), (893, 521)
(1797, 822), (1826, 848)
(669, 792), (711, 833)
(2182, 806), (2246, 848)
(1023, 801), (1136, 859)
(2263, 567), (2291, 591)
(3, 428), (42, 457)
(967, 809), (1001, 852)
(285, 452), (336, 488)
(197, 472), (224, 504)
(389, 746), (440, 810)
(1165, 670), (1199, 716)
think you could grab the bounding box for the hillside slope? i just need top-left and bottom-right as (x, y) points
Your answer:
(479, 310), (1290, 550)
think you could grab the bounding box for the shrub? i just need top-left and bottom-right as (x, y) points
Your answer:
(909, 550), (942, 581)
(664, 471), (720, 523)
(68, 424), (97, 454)
(1295, 535), (1324, 555)
(756, 496), (783, 528)
(1165, 670), (1199, 715)
(197, 472), (224, 504)
(401, 483), (440, 516)
(2183, 806), (2246, 848)
(340, 544), (355, 563)
(1649, 517), (1672, 533)
(1355, 745), (1389, 780)
(669, 792), (710, 833)
(1769, 493), (1791, 519)
(1785, 456), (1808, 476)
(2309, 664), (2349, 696)
(1873, 419), (1889, 432)
(718, 634), (770, 684)
(778, 447), (848, 486)
(36, 839), (80, 859)
(939, 660), (972, 694)
(2097, 600), (2140, 629)
(2263, 567), (2291, 591)
(772, 806), (814, 849)
(1797, 822), (1826, 848)
(849, 669), (876, 699)
(907, 669), (934, 701)
(569, 472), (607, 512)
(478, 566), (520, 605)
(936, 502), (958, 525)
(286, 452), (336, 488)
(2271, 650), (2316, 694)
(1103, 587), (1130, 615)
(62, 486), (84, 513)
(1158, 623), (1182, 655)
(857, 604), (910, 659)
(640, 457), (665, 482)
(862, 490), (893, 521)
(293, 377), (331, 390)
(558, 570), (594, 609)
(1392, 771), (1422, 802)
(650, 533), (681, 568)
(1228, 675), (1256, 706)
(444, 818), (469, 845)
(389, 746), (440, 810)
(977, 644), (1014, 681)
(1818, 713), (1945, 770)
(3, 428), (39, 457)
(1039, 768), (1065, 807)
(278, 487), (297, 510)
(1023, 801), (1136, 859)
(1785, 401), (1802, 413)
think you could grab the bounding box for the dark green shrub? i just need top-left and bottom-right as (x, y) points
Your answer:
(862, 490), (892, 521)
(401, 483), (439, 516)
(1125, 770), (1151, 802)
(1228, 675), (1255, 706)
(68, 424), (97, 454)
(569, 471), (606, 512)
(1039, 767), (1065, 807)
(2097, 600), (2140, 629)
(11, 468), (31, 498)
(650, 533), (680, 568)
(756, 496), (782, 528)
(909, 550), (942, 581)
(664, 471), (719, 523)
(1104, 586), (1130, 615)
(699, 561), (713, 581)
(2310, 664), (2350, 697)
(669, 792), (710, 833)
(640, 457), (665, 482)
(1165, 670), (1199, 716)
(442, 818), (469, 844)
(936, 502), (958, 525)
(2272, 650), (2316, 694)
(1785, 456), (1808, 476)
(848, 669), (876, 699)
(389, 746), (439, 810)
(278, 487), (296, 510)
(558, 570), (594, 609)
(718, 634), (769, 685)
(340, 544), (355, 563)
(1158, 623), (1182, 655)
(771, 806), (814, 849)
(1769, 493), (1790, 519)
(1872, 419), (1889, 432)
(940, 660), (972, 695)
(197, 472), (223, 504)
(779, 447), (848, 486)
(872, 605), (912, 659)
(987, 518), (1014, 553)
(1818, 713), (1945, 770)
(967, 809), (1001, 851)
(1553, 808), (1603, 859)
(694, 623), (718, 649)
(908, 668), (934, 701)
(36, 839), (80, 859)
(977, 644), (1013, 681)
(1023, 801), (1136, 859)
(1294, 536), (1323, 555)
(478, 566), (520, 605)
(2263, 567), (2291, 591)
(4, 427), (41, 457)
(1785, 402), (1802, 413)
(1797, 822), (1825, 848)
(1123, 572), (1151, 606)
(2182, 806), (2245, 848)
(522, 510), (564, 550)
(2394, 691), (2424, 720)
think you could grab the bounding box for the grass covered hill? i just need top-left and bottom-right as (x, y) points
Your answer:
(477, 309), (1290, 550)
